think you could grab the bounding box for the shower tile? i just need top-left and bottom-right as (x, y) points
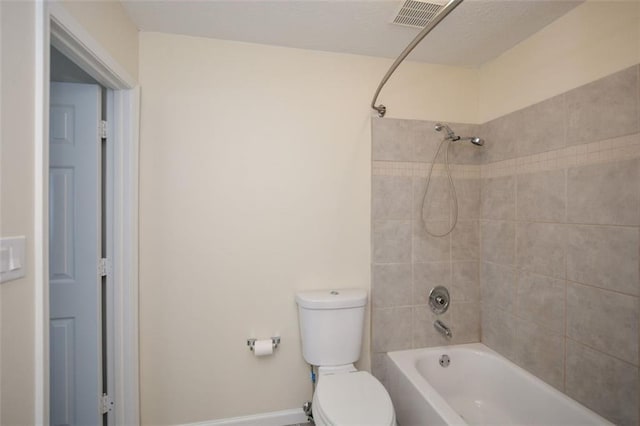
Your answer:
(514, 94), (566, 157)
(516, 222), (566, 278)
(372, 307), (413, 352)
(371, 353), (392, 391)
(481, 306), (518, 361)
(566, 224), (639, 295)
(451, 220), (479, 260)
(566, 339), (639, 426)
(566, 65), (639, 146)
(481, 176), (515, 220)
(372, 220), (412, 264)
(413, 176), (451, 222)
(372, 175), (413, 220)
(567, 159), (640, 226)
(480, 262), (517, 313)
(413, 220), (450, 262)
(452, 261), (479, 302)
(413, 262), (450, 305)
(372, 118), (414, 161)
(454, 178), (480, 220)
(449, 142), (484, 165)
(412, 121), (483, 164)
(514, 318), (565, 391)
(566, 282), (638, 365)
(480, 221), (515, 265)
(516, 272), (565, 333)
(517, 169), (566, 222)
(480, 114), (517, 163)
(412, 305), (453, 348)
(372, 263), (412, 308)
(452, 302), (480, 343)
(410, 119), (443, 163)
(448, 123), (484, 165)
(429, 139), (451, 164)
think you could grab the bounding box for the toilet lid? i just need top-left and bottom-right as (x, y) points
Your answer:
(314, 371), (395, 426)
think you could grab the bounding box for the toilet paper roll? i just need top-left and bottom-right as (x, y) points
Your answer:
(253, 339), (274, 357)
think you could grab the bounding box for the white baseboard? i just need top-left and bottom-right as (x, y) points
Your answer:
(180, 408), (309, 426)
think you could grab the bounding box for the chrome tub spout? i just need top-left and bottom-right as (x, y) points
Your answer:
(434, 320), (452, 339)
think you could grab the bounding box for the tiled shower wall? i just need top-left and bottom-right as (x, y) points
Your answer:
(371, 65), (640, 425)
(370, 119), (484, 381)
(480, 65), (639, 425)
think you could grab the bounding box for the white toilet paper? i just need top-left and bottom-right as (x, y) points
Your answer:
(253, 339), (274, 357)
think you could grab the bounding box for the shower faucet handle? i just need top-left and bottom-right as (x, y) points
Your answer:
(429, 286), (450, 314)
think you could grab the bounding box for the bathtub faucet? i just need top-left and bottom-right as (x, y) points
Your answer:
(434, 320), (452, 339)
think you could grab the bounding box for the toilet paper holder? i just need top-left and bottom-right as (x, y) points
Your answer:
(247, 336), (280, 351)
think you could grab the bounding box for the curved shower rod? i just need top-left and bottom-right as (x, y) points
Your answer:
(370, 0), (464, 117)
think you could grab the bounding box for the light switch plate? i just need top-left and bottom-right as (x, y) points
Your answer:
(0, 236), (26, 283)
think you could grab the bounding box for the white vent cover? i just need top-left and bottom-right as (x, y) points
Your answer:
(392, 0), (448, 28)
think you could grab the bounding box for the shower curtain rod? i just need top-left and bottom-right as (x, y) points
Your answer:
(370, 0), (464, 118)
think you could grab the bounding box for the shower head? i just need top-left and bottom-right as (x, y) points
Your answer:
(470, 137), (484, 146)
(434, 123), (457, 140)
(434, 123), (484, 147)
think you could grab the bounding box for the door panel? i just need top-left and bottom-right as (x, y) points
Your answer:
(50, 82), (102, 426)
(49, 167), (75, 282)
(50, 318), (75, 426)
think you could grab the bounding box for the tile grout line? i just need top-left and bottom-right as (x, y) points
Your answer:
(412, 176), (418, 325)
(513, 165), (520, 329)
(562, 92), (569, 393)
(564, 336), (639, 369)
(374, 132), (640, 179)
(478, 257), (640, 299)
(637, 63), (640, 426)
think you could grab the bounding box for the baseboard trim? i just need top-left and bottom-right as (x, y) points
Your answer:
(180, 408), (309, 426)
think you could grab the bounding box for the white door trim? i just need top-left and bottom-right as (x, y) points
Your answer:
(35, 2), (140, 424)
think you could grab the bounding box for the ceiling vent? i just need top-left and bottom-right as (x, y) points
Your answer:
(392, 0), (448, 29)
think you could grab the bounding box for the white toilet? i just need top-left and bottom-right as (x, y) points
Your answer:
(295, 289), (396, 426)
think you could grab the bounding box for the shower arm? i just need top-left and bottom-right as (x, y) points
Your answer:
(370, 0), (464, 118)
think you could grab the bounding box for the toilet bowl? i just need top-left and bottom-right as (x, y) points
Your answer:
(312, 370), (395, 426)
(295, 289), (396, 426)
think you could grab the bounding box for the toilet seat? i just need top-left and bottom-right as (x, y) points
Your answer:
(312, 371), (395, 426)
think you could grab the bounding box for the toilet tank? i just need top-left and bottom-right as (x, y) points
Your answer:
(295, 289), (367, 366)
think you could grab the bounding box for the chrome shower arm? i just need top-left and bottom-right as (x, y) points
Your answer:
(370, 0), (465, 118)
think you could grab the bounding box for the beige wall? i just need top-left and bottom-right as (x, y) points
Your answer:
(0, 2), (36, 424)
(60, 0), (139, 81)
(0, 1), (138, 423)
(479, 0), (640, 122)
(137, 32), (477, 424)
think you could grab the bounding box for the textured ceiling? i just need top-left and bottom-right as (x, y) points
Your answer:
(122, 0), (583, 67)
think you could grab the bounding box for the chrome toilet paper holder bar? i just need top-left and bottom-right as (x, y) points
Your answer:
(247, 336), (281, 351)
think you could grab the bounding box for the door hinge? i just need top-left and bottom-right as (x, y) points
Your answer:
(98, 258), (111, 277)
(100, 393), (114, 415)
(99, 120), (108, 139)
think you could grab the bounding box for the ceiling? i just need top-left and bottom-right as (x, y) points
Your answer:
(122, 0), (583, 67)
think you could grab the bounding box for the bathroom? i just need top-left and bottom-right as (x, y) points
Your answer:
(0, 0), (638, 425)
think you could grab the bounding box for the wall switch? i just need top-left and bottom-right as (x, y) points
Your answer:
(0, 236), (26, 283)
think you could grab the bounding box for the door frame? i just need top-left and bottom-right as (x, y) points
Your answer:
(35, 2), (140, 424)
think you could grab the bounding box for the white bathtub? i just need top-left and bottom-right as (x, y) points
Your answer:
(386, 343), (612, 426)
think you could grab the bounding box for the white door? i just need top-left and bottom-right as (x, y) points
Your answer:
(49, 82), (102, 426)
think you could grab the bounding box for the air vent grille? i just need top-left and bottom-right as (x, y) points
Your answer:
(392, 0), (447, 28)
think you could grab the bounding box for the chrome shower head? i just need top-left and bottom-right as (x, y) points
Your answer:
(435, 123), (484, 147)
(434, 123), (457, 140)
